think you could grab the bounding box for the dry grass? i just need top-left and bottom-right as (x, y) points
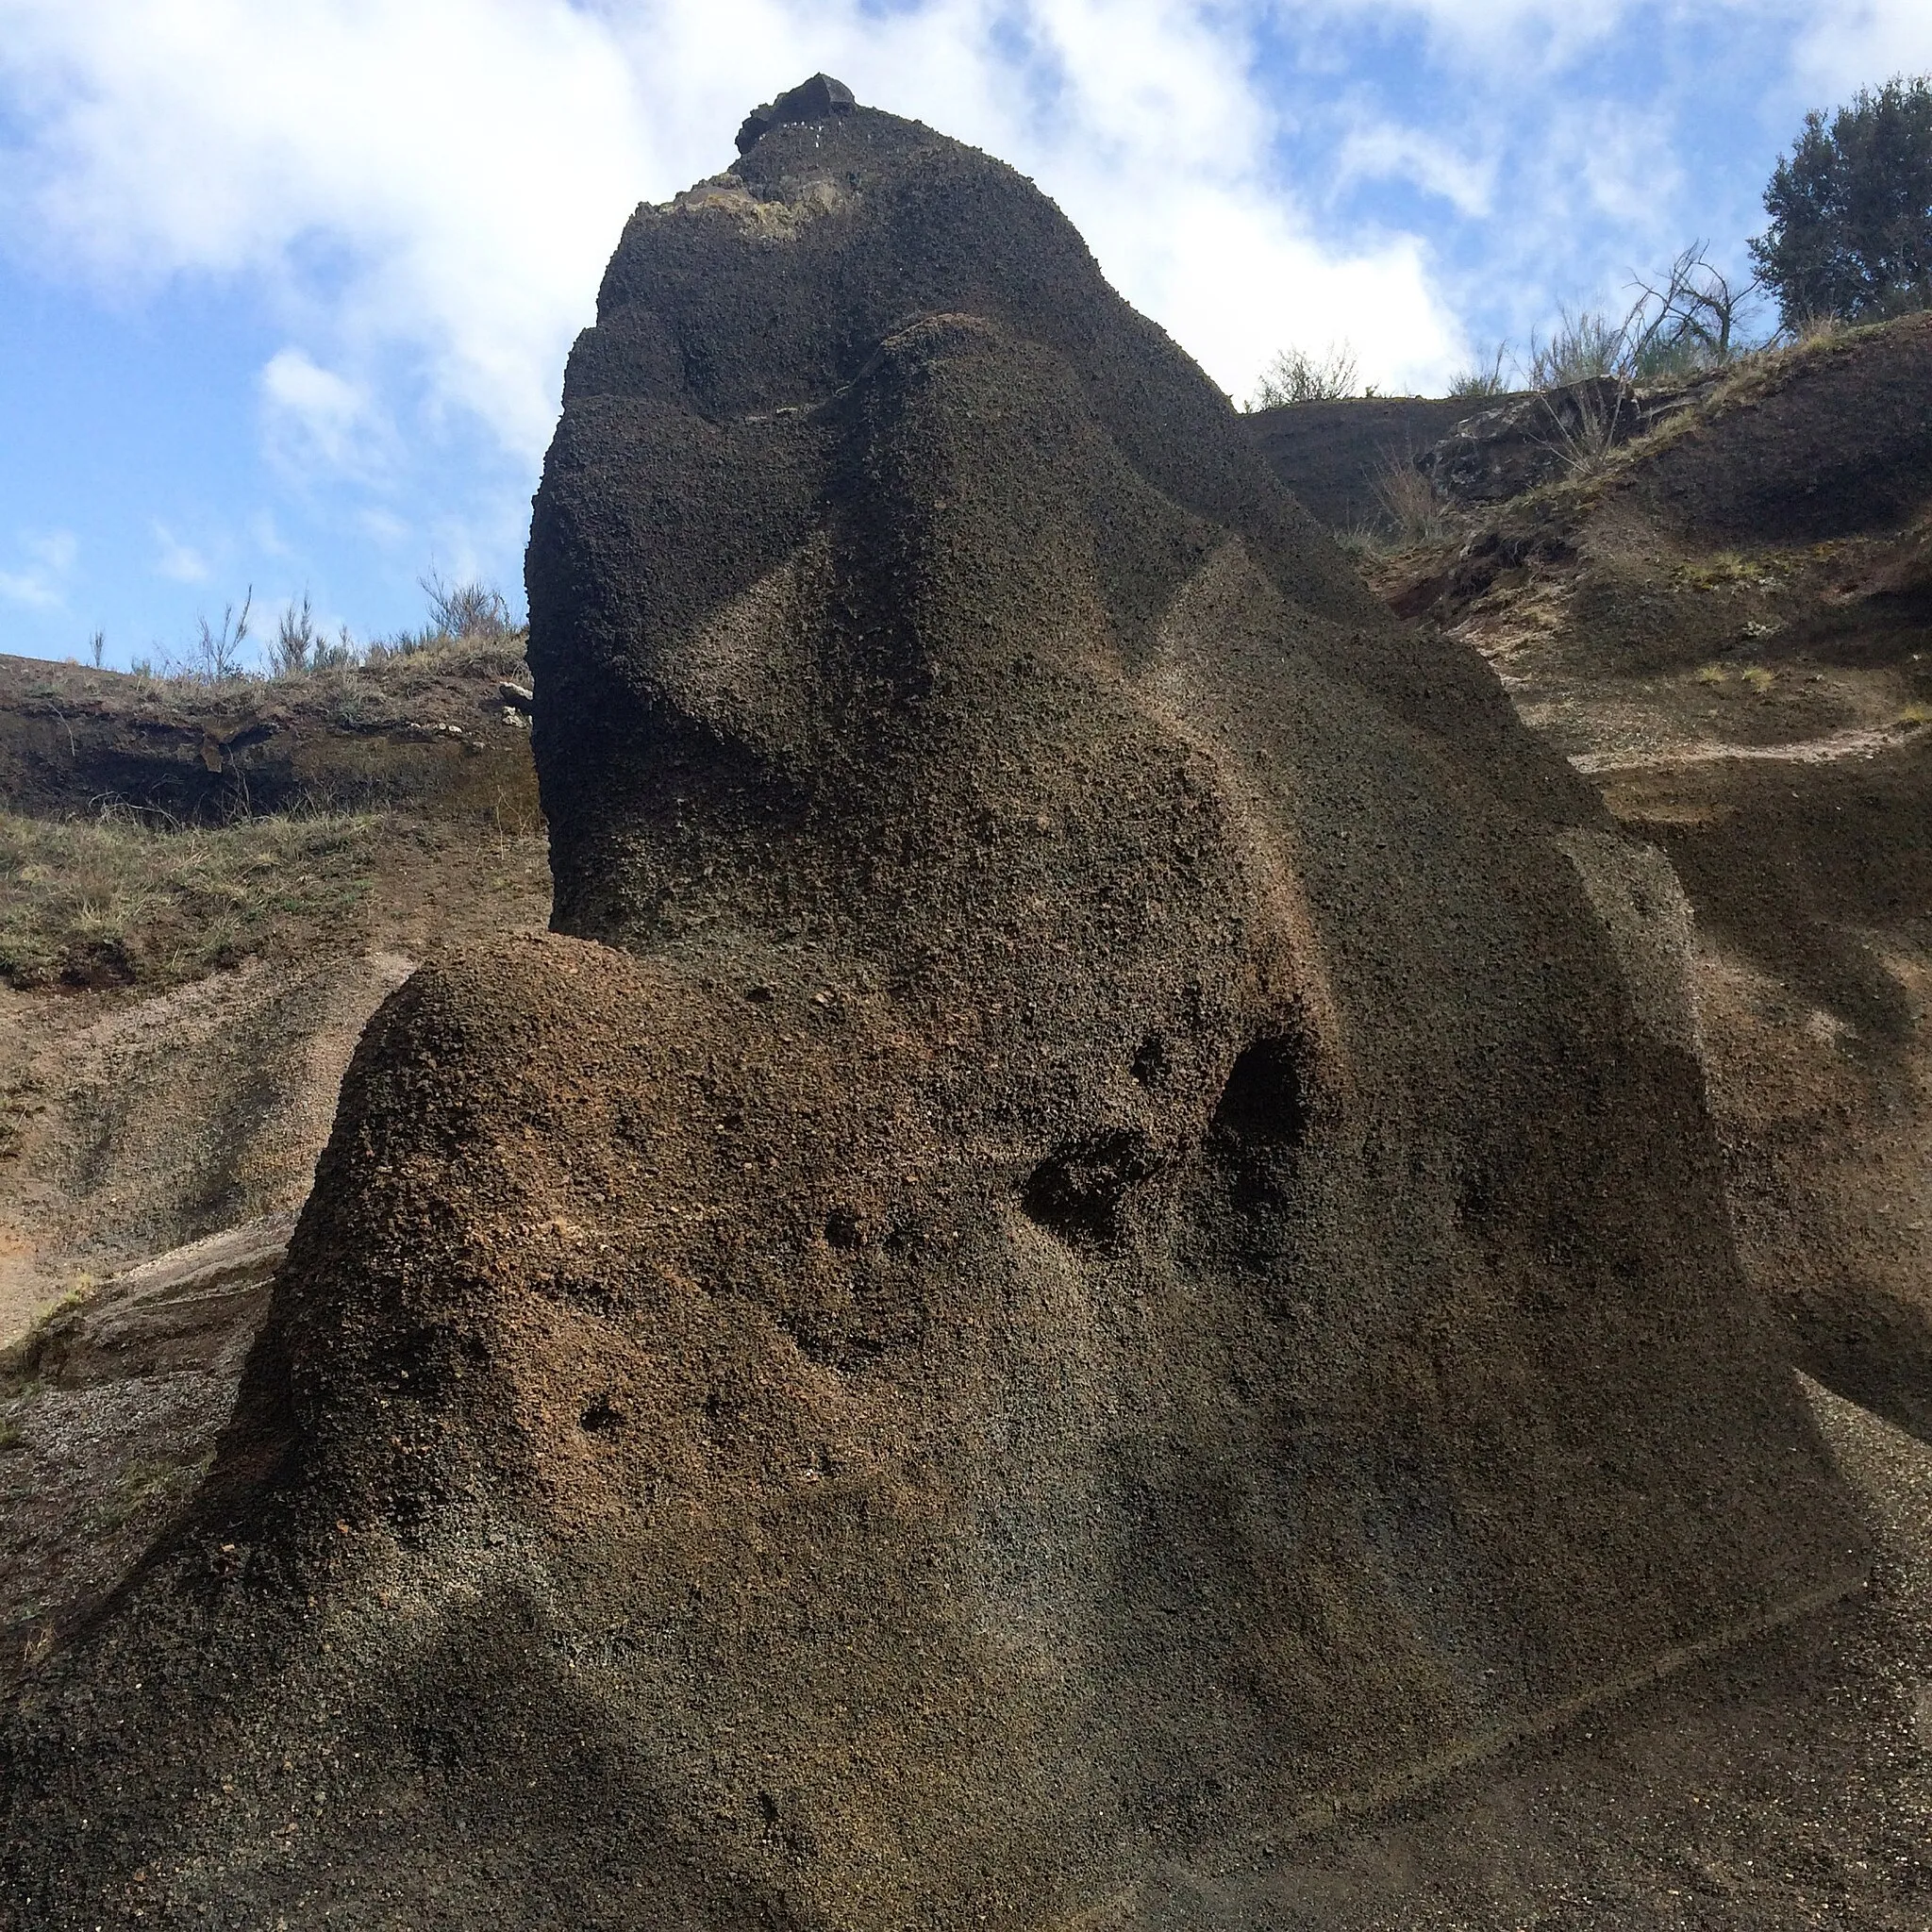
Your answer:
(0, 808), (381, 991)
(1372, 459), (1457, 545)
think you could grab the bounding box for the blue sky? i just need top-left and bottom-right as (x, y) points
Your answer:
(1, 0), (1927, 669)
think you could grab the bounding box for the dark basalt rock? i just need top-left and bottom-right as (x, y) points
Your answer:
(736, 71), (856, 155)
(1412, 375), (1717, 508)
(0, 83), (1864, 1929)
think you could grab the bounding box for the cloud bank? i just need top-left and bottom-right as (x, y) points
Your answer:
(0, 0), (1464, 483)
(0, 0), (1926, 633)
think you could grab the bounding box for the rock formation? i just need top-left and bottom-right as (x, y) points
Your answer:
(0, 85), (1864, 1928)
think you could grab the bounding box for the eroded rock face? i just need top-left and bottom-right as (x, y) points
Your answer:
(1413, 376), (1710, 507)
(0, 88), (1863, 1929)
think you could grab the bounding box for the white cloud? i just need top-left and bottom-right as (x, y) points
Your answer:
(248, 509), (292, 558)
(260, 347), (389, 479)
(1333, 121), (1496, 219)
(0, 0), (1468, 450)
(1794, 0), (1932, 97)
(150, 522), (210, 584)
(0, 527), (76, 608)
(1284, 0), (1640, 69)
(1, 0), (1897, 568)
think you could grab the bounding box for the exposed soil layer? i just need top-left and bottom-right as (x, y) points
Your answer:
(0, 92), (1863, 1928)
(1357, 313), (1932, 1458)
(1241, 395), (1491, 532)
(1620, 312), (1932, 542)
(1113, 1376), (1932, 1931)
(0, 1254), (1919, 1931)
(0, 645), (542, 827)
(0, 1219), (287, 1694)
(0, 648), (551, 1346)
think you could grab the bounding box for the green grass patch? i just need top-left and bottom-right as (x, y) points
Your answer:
(0, 808), (381, 991)
(92, 1457), (202, 1532)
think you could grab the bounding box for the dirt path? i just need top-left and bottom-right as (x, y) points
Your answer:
(1573, 720), (1924, 775)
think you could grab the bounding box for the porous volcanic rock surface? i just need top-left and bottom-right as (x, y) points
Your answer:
(1241, 394), (1488, 532)
(0, 92), (1866, 1927)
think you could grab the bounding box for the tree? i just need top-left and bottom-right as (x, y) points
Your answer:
(1749, 76), (1932, 330)
(1624, 245), (1752, 378)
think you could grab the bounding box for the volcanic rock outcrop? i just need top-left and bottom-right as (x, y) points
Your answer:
(0, 87), (1864, 1927)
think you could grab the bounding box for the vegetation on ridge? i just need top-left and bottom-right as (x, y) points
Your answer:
(1752, 75), (1932, 331)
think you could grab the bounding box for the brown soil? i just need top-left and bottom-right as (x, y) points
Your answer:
(0, 104), (1925, 1932)
(0, 645), (551, 1346)
(0, 1219), (290, 1690)
(1365, 315), (1932, 1450)
(1112, 1376), (1932, 1930)
(1241, 395), (1494, 533)
(0, 640), (542, 825)
(1191, 310), (1932, 1924)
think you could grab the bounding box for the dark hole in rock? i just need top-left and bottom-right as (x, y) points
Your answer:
(824, 1206), (863, 1250)
(579, 1394), (623, 1434)
(58, 938), (137, 991)
(1211, 1035), (1311, 1147)
(1021, 1128), (1161, 1243)
(1130, 1030), (1168, 1089)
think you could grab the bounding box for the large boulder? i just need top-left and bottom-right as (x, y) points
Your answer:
(0, 85), (1862, 1928)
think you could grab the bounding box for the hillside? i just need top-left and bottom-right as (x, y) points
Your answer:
(1356, 313), (1932, 1443)
(0, 219), (1927, 1928)
(0, 637), (549, 1340)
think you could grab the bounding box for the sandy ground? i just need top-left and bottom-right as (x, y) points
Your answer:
(0, 822), (551, 1347)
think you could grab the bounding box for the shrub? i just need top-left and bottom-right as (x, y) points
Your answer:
(272, 593), (319, 677)
(271, 595), (361, 675)
(1519, 247), (1757, 396)
(421, 572), (513, 641)
(1750, 76), (1932, 329)
(1248, 342), (1362, 408)
(1372, 460), (1454, 544)
(186, 589), (254, 682)
(1624, 245), (1754, 378)
(1527, 308), (1625, 388)
(1447, 345), (1509, 399)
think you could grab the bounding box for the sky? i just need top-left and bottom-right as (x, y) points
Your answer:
(0, 1), (1928, 669)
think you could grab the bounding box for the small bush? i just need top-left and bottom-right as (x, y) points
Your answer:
(1540, 384), (1640, 477)
(1528, 309), (1625, 389)
(421, 572), (513, 642)
(1373, 460), (1455, 544)
(271, 593), (319, 677)
(1447, 346), (1509, 399)
(187, 590), (254, 682)
(1249, 342), (1362, 408)
(1520, 247), (1757, 396)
